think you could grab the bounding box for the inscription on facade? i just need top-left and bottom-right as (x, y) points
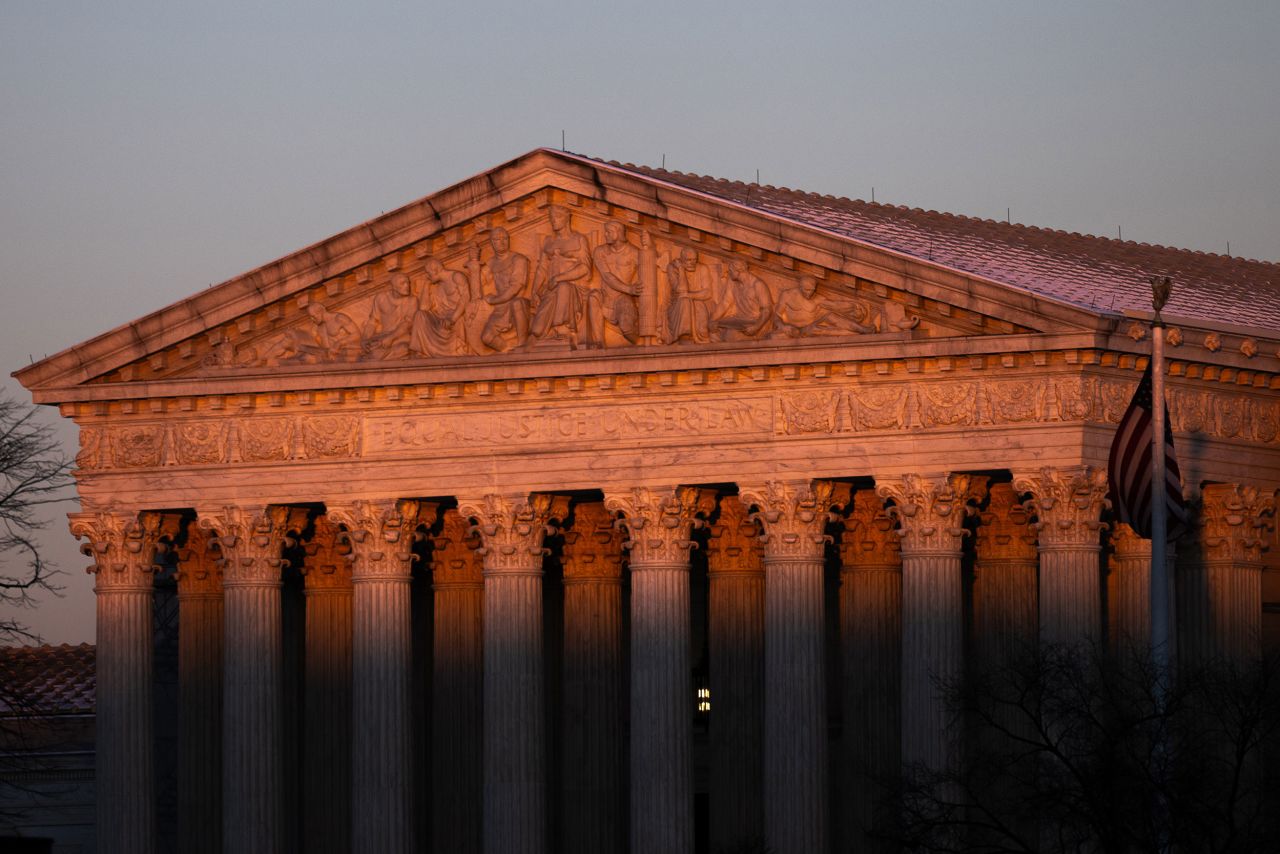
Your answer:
(363, 398), (772, 453)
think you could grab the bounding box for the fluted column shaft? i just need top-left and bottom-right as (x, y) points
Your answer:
(201, 505), (300, 854)
(72, 511), (164, 854)
(1015, 467), (1109, 647)
(1178, 484), (1274, 666)
(176, 523), (223, 854)
(328, 500), (433, 854)
(461, 493), (568, 854)
(431, 510), (485, 854)
(839, 490), (901, 854)
(973, 483), (1039, 674)
(605, 486), (715, 854)
(561, 503), (626, 854)
(879, 474), (984, 776)
(301, 517), (353, 854)
(706, 497), (764, 852)
(741, 480), (847, 854)
(1109, 522), (1165, 655)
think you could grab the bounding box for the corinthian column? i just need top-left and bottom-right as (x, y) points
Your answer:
(973, 483), (1039, 674)
(560, 501), (626, 854)
(70, 510), (165, 854)
(429, 509), (485, 854)
(877, 474), (985, 776)
(174, 521), (223, 854)
(200, 504), (299, 854)
(1178, 484), (1275, 666)
(1109, 523), (1154, 653)
(705, 496), (765, 853)
(299, 516), (353, 854)
(328, 499), (435, 854)
(603, 486), (716, 854)
(738, 480), (848, 854)
(1014, 467), (1109, 646)
(838, 489), (901, 854)
(458, 493), (568, 854)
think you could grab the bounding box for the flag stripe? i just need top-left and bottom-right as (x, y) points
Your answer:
(1106, 365), (1187, 541)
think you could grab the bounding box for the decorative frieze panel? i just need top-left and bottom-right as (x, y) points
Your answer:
(71, 373), (1280, 474)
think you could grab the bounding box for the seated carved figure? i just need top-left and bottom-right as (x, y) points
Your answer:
(362, 274), (419, 359)
(665, 248), (715, 344)
(470, 227), (530, 352)
(530, 204), (593, 345)
(592, 221), (645, 345)
(412, 258), (470, 357)
(774, 276), (876, 337)
(712, 259), (774, 341)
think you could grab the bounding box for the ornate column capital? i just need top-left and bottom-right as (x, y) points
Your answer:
(69, 509), (168, 592)
(300, 515), (353, 592)
(706, 495), (763, 576)
(429, 509), (484, 587)
(1110, 521), (1150, 559)
(457, 492), (569, 575)
(876, 473), (986, 555)
(561, 501), (624, 584)
(839, 489), (901, 572)
(197, 505), (305, 587)
(175, 519), (223, 598)
(327, 499), (436, 582)
(1012, 466), (1109, 550)
(603, 486), (716, 567)
(975, 482), (1039, 563)
(1185, 483), (1275, 565)
(739, 479), (850, 562)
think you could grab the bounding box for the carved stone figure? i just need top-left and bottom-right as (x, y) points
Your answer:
(591, 221), (647, 345)
(412, 258), (470, 357)
(712, 259), (774, 341)
(530, 204), (594, 345)
(362, 274), (418, 359)
(774, 276), (875, 337)
(469, 227), (531, 352)
(665, 247), (715, 344)
(263, 303), (361, 365)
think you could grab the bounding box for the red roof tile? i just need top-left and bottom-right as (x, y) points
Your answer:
(586, 156), (1279, 332)
(0, 644), (95, 715)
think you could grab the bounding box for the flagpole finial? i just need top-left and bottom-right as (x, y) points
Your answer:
(1149, 275), (1172, 325)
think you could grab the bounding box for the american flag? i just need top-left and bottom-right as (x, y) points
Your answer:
(1107, 365), (1187, 540)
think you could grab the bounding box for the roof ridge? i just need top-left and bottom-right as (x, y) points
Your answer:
(593, 154), (1277, 267)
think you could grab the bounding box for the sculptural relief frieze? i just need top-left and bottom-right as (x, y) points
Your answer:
(149, 201), (934, 379)
(72, 373), (1280, 473)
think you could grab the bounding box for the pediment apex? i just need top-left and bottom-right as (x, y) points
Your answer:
(16, 148), (1103, 397)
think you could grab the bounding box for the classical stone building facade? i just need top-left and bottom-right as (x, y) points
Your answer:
(15, 149), (1280, 854)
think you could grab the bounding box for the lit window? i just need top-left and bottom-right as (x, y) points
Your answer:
(696, 687), (711, 713)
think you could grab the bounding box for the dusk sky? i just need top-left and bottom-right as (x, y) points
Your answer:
(3, 1), (1277, 643)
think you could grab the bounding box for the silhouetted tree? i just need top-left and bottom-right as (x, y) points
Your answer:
(879, 642), (1280, 854)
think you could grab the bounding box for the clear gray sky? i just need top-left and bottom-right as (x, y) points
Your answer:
(3, 1), (1277, 643)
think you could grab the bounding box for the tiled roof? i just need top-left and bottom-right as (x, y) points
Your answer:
(0, 644), (95, 715)
(589, 157), (1280, 332)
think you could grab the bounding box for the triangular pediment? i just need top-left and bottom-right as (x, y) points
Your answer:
(17, 149), (1105, 399)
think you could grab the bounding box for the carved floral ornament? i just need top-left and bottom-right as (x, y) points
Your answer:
(1184, 483), (1276, 565)
(1012, 466), (1109, 549)
(429, 509), (484, 586)
(839, 489), (901, 570)
(738, 479), (850, 561)
(145, 204), (926, 378)
(705, 496), (763, 575)
(196, 505), (308, 586)
(456, 493), (570, 574)
(326, 499), (436, 581)
(876, 474), (987, 554)
(603, 486), (717, 567)
(561, 501), (625, 582)
(974, 482), (1038, 562)
(69, 510), (168, 589)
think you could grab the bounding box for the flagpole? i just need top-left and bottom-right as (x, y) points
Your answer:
(1149, 276), (1172, 672)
